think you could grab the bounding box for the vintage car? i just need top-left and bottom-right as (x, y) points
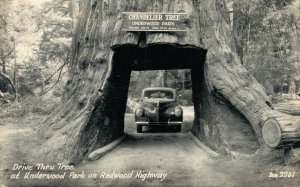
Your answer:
(135, 87), (183, 133)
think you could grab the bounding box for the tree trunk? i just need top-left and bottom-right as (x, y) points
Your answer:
(0, 72), (16, 99)
(36, 0), (294, 164)
(161, 70), (167, 87)
(1, 59), (6, 74)
(181, 70), (185, 90)
(296, 79), (300, 95)
(232, 1), (244, 64)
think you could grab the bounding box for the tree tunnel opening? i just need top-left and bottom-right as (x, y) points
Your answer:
(96, 44), (259, 154)
(104, 44), (206, 135)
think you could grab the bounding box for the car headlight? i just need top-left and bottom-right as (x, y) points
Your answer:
(136, 108), (144, 117)
(174, 107), (182, 117)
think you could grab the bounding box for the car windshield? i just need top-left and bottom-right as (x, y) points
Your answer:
(143, 90), (174, 100)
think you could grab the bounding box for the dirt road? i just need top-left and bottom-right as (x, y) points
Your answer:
(62, 114), (234, 187)
(62, 113), (299, 187)
(1, 111), (231, 187)
(1, 109), (300, 187)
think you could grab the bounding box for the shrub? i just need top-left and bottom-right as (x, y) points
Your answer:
(178, 89), (193, 106)
(0, 95), (61, 118)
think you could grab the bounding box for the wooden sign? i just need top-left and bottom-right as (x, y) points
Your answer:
(122, 12), (188, 32)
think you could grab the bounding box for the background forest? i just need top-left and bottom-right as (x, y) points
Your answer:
(0, 0), (299, 116)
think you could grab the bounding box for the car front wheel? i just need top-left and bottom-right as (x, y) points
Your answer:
(137, 125), (143, 133)
(173, 125), (181, 132)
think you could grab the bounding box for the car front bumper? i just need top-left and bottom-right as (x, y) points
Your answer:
(136, 121), (182, 126)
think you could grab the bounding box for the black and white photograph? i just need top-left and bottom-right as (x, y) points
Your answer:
(0, 0), (300, 186)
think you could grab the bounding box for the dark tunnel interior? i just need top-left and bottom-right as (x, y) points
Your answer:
(102, 44), (207, 136)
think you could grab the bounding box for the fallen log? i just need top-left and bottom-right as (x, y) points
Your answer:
(262, 116), (300, 148)
(274, 101), (300, 116)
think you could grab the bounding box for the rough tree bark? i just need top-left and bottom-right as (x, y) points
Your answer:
(36, 0), (298, 164)
(274, 102), (300, 116)
(232, 0), (244, 64)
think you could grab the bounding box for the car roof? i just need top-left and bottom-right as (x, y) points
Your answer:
(142, 87), (176, 92)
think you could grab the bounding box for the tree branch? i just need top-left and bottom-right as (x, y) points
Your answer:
(1, 50), (13, 60)
(43, 55), (69, 84)
(42, 68), (67, 95)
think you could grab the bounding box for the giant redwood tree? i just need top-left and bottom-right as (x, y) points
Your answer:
(36, 0), (300, 164)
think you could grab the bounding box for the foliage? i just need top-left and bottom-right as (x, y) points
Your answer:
(35, 0), (72, 66)
(0, 0), (14, 74)
(29, 0), (72, 96)
(1, 0), (73, 98)
(0, 0), (73, 112)
(231, 0), (300, 97)
(177, 89), (193, 106)
(128, 71), (160, 99)
(0, 94), (62, 118)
